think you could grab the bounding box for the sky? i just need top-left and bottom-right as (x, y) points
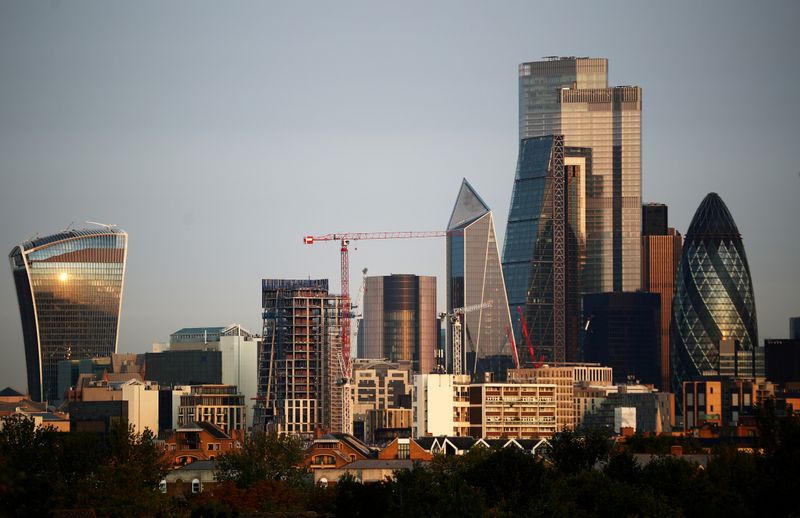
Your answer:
(1, 0), (798, 391)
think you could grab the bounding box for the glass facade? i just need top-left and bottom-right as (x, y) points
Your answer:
(502, 136), (588, 363)
(446, 180), (514, 377)
(361, 274), (437, 374)
(519, 57), (641, 294)
(9, 228), (127, 402)
(672, 193), (758, 395)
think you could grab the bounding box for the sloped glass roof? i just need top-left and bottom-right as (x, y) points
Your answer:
(447, 179), (491, 230)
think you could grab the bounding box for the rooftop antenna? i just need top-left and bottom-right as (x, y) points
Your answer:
(86, 221), (118, 229)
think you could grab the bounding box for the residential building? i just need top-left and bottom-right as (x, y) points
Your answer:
(641, 204), (682, 391)
(412, 374), (471, 437)
(178, 384), (245, 435)
(507, 364), (613, 431)
(305, 433), (374, 472)
(163, 421), (241, 467)
(502, 135), (591, 363)
(378, 437), (434, 461)
(258, 279), (346, 437)
(468, 383), (558, 439)
(672, 193), (759, 398)
(361, 274), (437, 374)
(446, 179), (515, 379)
(518, 57), (642, 294)
(9, 227), (128, 402)
(583, 292), (661, 386)
(159, 385), (191, 432)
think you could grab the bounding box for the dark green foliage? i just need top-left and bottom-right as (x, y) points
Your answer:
(549, 426), (612, 474)
(0, 415), (170, 517)
(213, 430), (307, 489)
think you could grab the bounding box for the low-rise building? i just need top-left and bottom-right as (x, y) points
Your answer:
(77, 378), (159, 435)
(163, 421), (241, 467)
(305, 433), (374, 472)
(412, 374), (471, 437)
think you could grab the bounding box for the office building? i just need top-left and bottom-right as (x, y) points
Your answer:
(77, 379), (159, 435)
(502, 135), (591, 363)
(791, 317), (800, 340)
(672, 193), (759, 395)
(682, 378), (762, 432)
(144, 350), (222, 386)
(642, 204), (682, 391)
(764, 339), (800, 385)
(581, 385), (672, 434)
(361, 274), (437, 374)
(583, 292), (661, 386)
(446, 179), (515, 378)
(351, 359), (412, 444)
(519, 57), (641, 293)
(259, 279), (346, 437)
(9, 227), (128, 402)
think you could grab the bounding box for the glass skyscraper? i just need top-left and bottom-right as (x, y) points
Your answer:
(361, 274), (437, 374)
(519, 57), (641, 293)
(9, 228), (128, 402)
(446, 179), (514, 378)
(672, 193), (758, 394)
(502, 135), (590, 363)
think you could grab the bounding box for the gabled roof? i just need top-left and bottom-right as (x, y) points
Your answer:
(441, 436), (476, 451)
(321, 433), (374, 458)
(414, 436), (438, 451)
(343, 459), (417, 470)
(447, 179), (491, 231)
(194, 421), (230, 440)
(0, 387), (25, 397)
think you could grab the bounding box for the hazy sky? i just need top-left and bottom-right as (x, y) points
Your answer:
(1, 1), (798, 391)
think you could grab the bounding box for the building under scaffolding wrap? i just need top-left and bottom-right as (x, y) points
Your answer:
(256, 279), (347, 437)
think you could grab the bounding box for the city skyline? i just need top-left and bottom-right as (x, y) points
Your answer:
(2, 1), (799, 391)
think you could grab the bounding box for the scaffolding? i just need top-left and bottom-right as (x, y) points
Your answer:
(255, 279), (346, 438)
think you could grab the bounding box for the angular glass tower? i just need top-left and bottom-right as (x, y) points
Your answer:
(672, 193), (758, 393)
(9, 228), (128, 402)
(519, 57), (641, 293)
(502, 135), (589, 363)
(446, 179), (514, 378)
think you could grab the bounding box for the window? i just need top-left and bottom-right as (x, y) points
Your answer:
(398, 442), (410, 460)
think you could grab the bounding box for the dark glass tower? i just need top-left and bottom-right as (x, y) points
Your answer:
(9, 228), (128, 402)
(502, 135), (590, 363)
(672, 193), (758, 394)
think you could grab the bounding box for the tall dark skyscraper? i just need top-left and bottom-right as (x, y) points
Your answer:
(518, 57), (642, 294)
(9, 228), (128, 402)
(672, 193), (758, 394)
(641, 203), (682, 391)
(502, 135), (590, 363)
(360, 274), (437, 374)
(446, 179), (514, 377)
(583, 292), (661, 386)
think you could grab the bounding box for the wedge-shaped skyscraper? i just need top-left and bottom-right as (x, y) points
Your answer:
(672, 193), (758, 393)
(446, 180), (514, 378)
(9, 228), (128, 402)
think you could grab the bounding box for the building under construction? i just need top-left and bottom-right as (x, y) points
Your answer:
(256, 279), (346, 438)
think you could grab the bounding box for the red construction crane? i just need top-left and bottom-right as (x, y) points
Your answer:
(303, 231), (450, 377)
(517, 305), (544, 367)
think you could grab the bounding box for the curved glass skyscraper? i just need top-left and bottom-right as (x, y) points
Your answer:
(9, 228), (128, 402)
(672, 193), (757, 393)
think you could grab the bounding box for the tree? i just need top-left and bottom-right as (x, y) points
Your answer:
(549, 427), (611, 475)
(214, 430), (307, 489)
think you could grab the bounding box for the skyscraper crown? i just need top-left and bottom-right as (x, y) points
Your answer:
(685, 192), (741, 241)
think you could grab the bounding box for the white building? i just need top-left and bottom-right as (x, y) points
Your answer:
(412, 374), (471, 437)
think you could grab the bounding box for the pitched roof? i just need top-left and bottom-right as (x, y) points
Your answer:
(194, 421), (230, 439)
(344, 459), (417, 470)
(442, 436), (476, 451)
(0, 387), (24, 397)
(447, 179), (491, 230)
(414, 436), (438, 450)
(176, 460), (217, 471)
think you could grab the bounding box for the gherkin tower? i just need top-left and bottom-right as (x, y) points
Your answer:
(671, 193), (758, 394)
